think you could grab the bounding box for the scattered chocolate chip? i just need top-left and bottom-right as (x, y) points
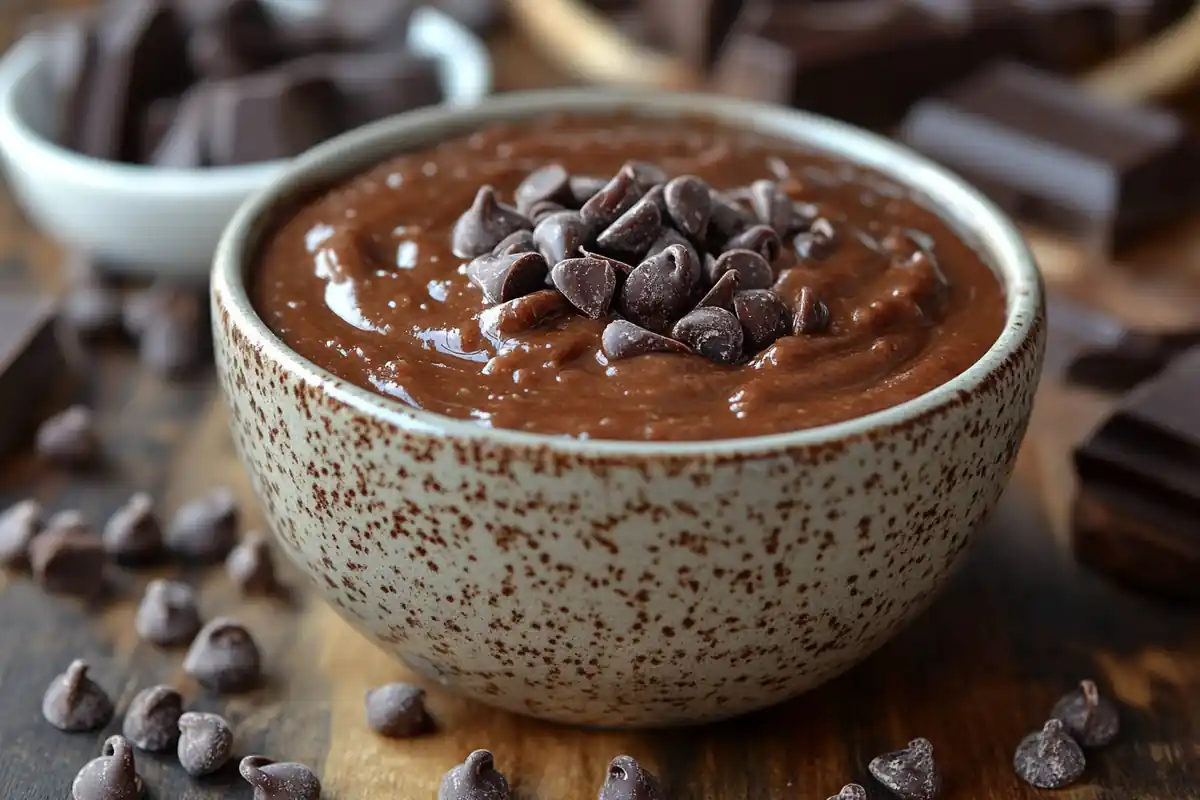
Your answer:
(226, 532), (278, 595)
(492, 229), (536, 257)
(734, 290), (793, 352)
(135, 578), (202, 647)
(452, 186), (532, 258)
(36, 405), (100, 467)
(616, 244), (700, 332)
(724, 224), (782, 263)
(439, 750), (510, 800)
(478, 290), (571, 341)
(551, 257), (618, 319)
(695, 270), (740, 312)
(794, 286), (832, 335)
(466, 252), (549, 305)
(663, 175), (712, 239)
(63, 279), (123, 339)
(704, 190), (753, 249)
(1014, 719), (1086, 789)
(827, 785), (867, 800)
(533, 211), (589, 266)
(598, 755), (663, 800)
(1051, 679), (1119, 748)
(514, 164), (571, 214)
(795, 217), (838, 260)
(184, 617), (262, 693)
(365, 683), (429, 738)
(177, 711), (234, 777)
(0, 499), (41, 568)
(624, 161), (668, 189)
(123, 685), (183, 753)
(749, 179), (798, 236)
(602, 320), (690, 361)
(707, 249), (774, 291)
(595, 191), (664, 262)
(43, 659), (114, 732)
(166, 487), (240, 562)
(568, 175), (607, 207)
(103, 493), (163, 565)
(30, 514), (106, 597)
(648, 227), (700, 267)
(240, 755), (322, 800)
(868, 738), (942, 800)
(72, 735), (144, 800)
(672, 307), (744, 364)
(526, 200), (567, 224)
(580, 166), (642, 231)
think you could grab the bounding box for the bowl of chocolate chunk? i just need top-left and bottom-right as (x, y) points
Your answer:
(0, 0), (490, 277)
(212, 89), (1045, 727)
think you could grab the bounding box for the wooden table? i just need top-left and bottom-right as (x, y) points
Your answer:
(2, 6), (1199, 800)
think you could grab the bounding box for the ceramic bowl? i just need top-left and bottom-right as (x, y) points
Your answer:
(0, 7), (490, 279)
(212, 89), (1045, 728)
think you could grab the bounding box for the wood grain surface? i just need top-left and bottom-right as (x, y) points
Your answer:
(1, 3), (1199, 799)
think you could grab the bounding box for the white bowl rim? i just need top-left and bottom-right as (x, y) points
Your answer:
(214, 88), (1044, 457)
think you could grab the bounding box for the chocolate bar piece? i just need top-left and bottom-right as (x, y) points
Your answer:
(206, 70), (340, 166)
(178, 0), (285, 79)
(0, 295), (65, 461)
(293, 51), (444, 131)
(643, 0), (746, 69)
(1073, 346), (1200, 600)
(149, 88), (209, 168)
(899, 62), (1200, 253)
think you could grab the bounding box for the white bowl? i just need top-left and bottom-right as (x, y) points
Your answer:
(0, 7), (491, 278)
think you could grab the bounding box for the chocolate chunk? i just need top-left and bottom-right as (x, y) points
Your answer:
(794, 286), (831, 335)
(72, 736), (145, 800)
(695, 270), (740, 313)
(123, 685), (183, 752)
(672, 307), (744, 365)
(148, 85), (209, 168)
(749, 179), (798, 236)
(724, 224), (782, 263)
(616, 244), (701, 332)
(226, 532), (279, 595)
(707, 249), (774, 291)
(439, 750), (510, 800)
(492, 230), (536, 257)
(0, 294), (64, 461)
(207, 68), (340, 167)
(178, 712), (235, 777)
(1051, 679), (1120, 748)
(733, 290), (792, 353)
(179, 0), (283, 79)
(453, 187), (533, 258)
(0, 499), (42, 569)
(1014, 719), (1086, 789)
(515, 164), (572, 215)
(135, 579), (202, 647)
(868, 738), (942, 800)
(43, 660), (114, 732)
(663, 175), (712, 239)
(569, 175), (608, 207)
(184, 617), (262, 693)
(166, 488), (239, 562)
(648, 228), (701, 269)
(30, 514), (106, 598)
(533, 211), (590, 266)
(580, 166), (643, 231)
(1066, 326), (1200, 394)
(140, 96), (180, 161)
(595, 191), (664, 262)
(467, 252), (550, 305)
(240, 756), (322, 800)
(602, 320), (691, 361)
(103, 493), (164, 565)
(794, 217), (838, 261)
(598, 755), (663, 800)
(365, 683), (429, 738)
(295, 50), (444, 131)
(478, 290), (571, 342)
(551, 257), (618, 319)
(827, 785), (867, 800)
(36, 406), (100, 468)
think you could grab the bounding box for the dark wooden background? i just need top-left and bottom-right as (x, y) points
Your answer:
(1, 2), (1199, 799)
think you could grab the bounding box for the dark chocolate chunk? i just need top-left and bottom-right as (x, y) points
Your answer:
(695, 270), (740, 313)
(663, 175), (712, 239)
(123, 685), (183, 753)
(454, 187), (533, 258)
(595, 191), (664, 262)
(478, 290), (571, 342)
(672, 307), (744, 364)
(179, 0), (283, 79)
(602, 320), (691, 361)
(868, 738), (942, 800)
(103, 493), (164, 565)
(515, 164), (572, 215)
(438, 750), (510, 800)
(0, 294), (63, 461)
(140, 96), (180, 161)
(207, 68), (340, 167)
(467, 252), (550, 305)
(724, 224), (782, 263)
(1051, 679), (1119, 748)
(135, 578), (202, 646)
(166, 488), (239, 562)
(178, 712), (235, 777)
(30, 514), (106, 598)
(295, 50), (444, 131)
(1066, 325), (1200, 394)
(533, 211), (590, 266)
(794, 217), (837, 261)
(1014, 719), (1086, 789)
(492, 230), (536, 257)
(616, 244), (701, 332)
(733, 289), (792, 352)
(72, 735), (145, 800)
(43, 659), (114, 732)
(0, 499), (42, 569)
(225, 532), (279, 595)
(707, 249), (773, 291)
(240, 755), (322, 800)
(598, 755), (663, 800)
(827, 785), (867, 800)
(569, 175), (608, 207)
(365, 683), (429, 738)
(794, 286), (831, 335)
(148, 86), (209, 168)
(580, 166), (643, 231)
(551, 257), (618, 319)
(36, 405), (101, 468)
(184, 617), (262, 693)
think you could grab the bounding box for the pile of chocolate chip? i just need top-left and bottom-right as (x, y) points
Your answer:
(452, 161), (838, 363)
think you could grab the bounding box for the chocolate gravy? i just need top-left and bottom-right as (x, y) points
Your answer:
(253, 115), (1006, 441)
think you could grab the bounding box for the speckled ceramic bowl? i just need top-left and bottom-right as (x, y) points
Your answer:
(212, 90), (1045, 728)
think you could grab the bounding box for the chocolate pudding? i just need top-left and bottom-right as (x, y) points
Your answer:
(253, 115), (1006, 441)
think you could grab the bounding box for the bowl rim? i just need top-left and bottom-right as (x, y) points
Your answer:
(213, 88), (1044, 457)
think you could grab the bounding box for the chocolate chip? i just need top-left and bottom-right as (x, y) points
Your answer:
(492, 230), (536, 257)
(624, 161), (668, 189)
(1051, 679), (1119, 748)
(467, 252), (549, 305)
(598, 755), (663, 800)
(72, 736), (144, 800)
(595, 191), (663, 262)
(36, 405), (100, 467)
(568, 175), (607, 207)
(795, 217), (837, 260)
(704, 190), (752, 249)
(663, 175), (712, 239)
(515, 164), (571, 214)
(365, 683), (429, 738)
(240, 755), (322, 800)
(707, 249), (774, 291)
(616, 244), (701, 332)
(103, 493), (163, 565)
(438, 750), (510, 800)
(63, 279), (123, 339)
(695, 270), (740, 312)
(672, 307), (744, 364)
(123, 685), (183, 753)
(868, 738), (942, 800)
(526, 200), (567, 224)
(478, 290), (571, 341)
(184, 617), (262, 693)
(551, 257), (618, 319)
(166, 487), (239, 562)
(225, 532), (278, 595)
(749, 179), (799, 236)
(533, 211), (590, 266)
(794, 286), (831, 335)
(0, 499), (41, 568)
(1014, 719), (1086, 789)
(452, 186), (532, 258)
(724, 224), (782, 263)
(602, 320), (690, 361)
(178, 711), (234, 777)
(734, 289), (793, 352)
(30, 513), (106, 597)
(43, 659), (114, 732)
(580, 166), (642, 231)
(648, 227), (700, 268)
(135, 579), (202, 647)
(826, 785), (867, 800)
